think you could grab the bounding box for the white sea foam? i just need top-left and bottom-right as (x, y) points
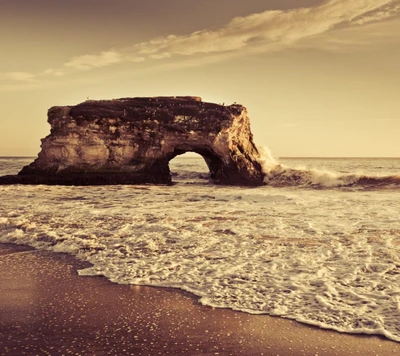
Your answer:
(258, 146), (400, 188)
(1, 156), (400, 342)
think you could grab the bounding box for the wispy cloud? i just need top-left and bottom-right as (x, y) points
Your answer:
(3, 72), (37, 82)
(132, 0), (400, 58)
(351, 2), (400, 25)
(3, 0), (400, 86)
(43, 68), (68, 77)
(64, 50), (123, 70)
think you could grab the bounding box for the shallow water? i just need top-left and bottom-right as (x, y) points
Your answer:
(1, 154), (400, 342)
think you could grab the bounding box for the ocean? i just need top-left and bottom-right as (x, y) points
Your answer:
(1, 153), (400, 342)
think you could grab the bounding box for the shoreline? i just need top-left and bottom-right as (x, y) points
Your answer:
(1, 243), (400, 355)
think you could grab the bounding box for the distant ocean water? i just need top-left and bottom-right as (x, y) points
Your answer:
(1, 153), (400, 342)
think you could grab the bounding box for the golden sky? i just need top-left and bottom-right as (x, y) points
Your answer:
(1, 0), (399, 157)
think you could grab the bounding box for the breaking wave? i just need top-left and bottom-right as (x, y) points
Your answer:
(1, 155), (400, 342)
(258, 147), (400, 189)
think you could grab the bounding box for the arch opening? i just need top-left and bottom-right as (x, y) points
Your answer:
(168, 144), (227, 182)
(168, 147), (222, 184)
(168, 152), (210, 184)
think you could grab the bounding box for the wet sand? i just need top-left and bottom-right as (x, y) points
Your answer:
(1, 243), (399, 356)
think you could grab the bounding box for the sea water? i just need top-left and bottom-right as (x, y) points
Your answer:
(1, 153), (400, 342)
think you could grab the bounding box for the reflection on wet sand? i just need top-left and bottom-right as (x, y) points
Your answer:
(1, 243), (399, 356)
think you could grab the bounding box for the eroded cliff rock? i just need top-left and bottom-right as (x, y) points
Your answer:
(1, 96), (264, 186)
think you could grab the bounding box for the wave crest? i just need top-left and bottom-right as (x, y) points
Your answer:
(257, 146), (400, 189)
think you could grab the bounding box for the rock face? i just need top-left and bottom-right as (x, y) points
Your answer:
(4, 96), (264, 186)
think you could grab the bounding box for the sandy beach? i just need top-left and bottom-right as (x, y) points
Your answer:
(1, 243), (399, 356)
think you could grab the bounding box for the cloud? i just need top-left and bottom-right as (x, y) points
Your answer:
(43, 68), (67, 77)
(64, 50), (123, 70)
(4, 72), (37, 82)
(3, 0), (400, 86)
(351, 2), (400, 24)
(294, 15), (400, 52)
(133, 0), (400, 58)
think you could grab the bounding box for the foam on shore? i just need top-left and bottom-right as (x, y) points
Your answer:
(1, 182), (400, 342)
(2, 243), (400, 356)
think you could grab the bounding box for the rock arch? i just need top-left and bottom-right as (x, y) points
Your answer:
(7, 97), (265, 186)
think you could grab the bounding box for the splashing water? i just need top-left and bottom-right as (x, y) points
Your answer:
(257, 146), (400, 189)
(1, 156), (400, 343)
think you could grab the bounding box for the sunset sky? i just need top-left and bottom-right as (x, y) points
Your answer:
(1, 0), (399, 157)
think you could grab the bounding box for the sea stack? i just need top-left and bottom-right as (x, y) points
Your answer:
(2, 96), (265, 186)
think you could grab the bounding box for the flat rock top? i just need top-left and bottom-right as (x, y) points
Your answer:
(49, 96), (244, 124)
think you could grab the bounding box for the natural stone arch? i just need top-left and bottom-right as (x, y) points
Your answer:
(5, 97), (265, 186)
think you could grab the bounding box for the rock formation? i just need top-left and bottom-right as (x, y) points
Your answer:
(0, 96), (265, 186)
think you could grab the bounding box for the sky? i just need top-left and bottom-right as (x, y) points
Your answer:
(1, 0), (400, 157)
